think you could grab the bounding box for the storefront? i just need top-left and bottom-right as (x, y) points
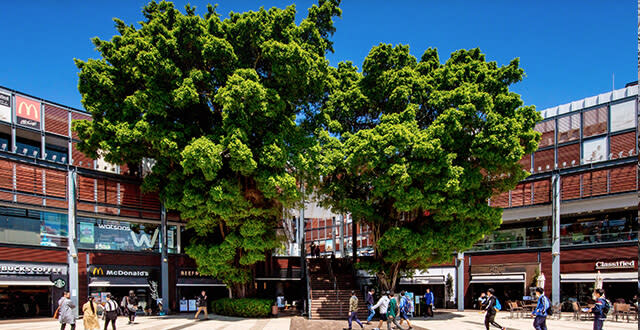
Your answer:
(560, 259), (637, 306)
(397, 267), (456, 309)
(469, 263), (540, 308)
(0, 261), (68, 318)
(87, 265), (159, 314)
(176, 269), (227, 313)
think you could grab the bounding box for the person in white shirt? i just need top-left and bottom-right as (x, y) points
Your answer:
(103, 294), (118, 330)
(370, 291), (390, 330)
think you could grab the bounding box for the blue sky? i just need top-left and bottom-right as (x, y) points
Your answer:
(0, 1), (635, 111)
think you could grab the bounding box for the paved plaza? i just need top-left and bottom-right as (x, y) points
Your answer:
(0, 311), (637, 330)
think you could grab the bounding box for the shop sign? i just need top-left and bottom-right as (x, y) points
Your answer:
(489, 264), (505, 275)
(595, 260), (635, 270)
(15, 95), (41, 129)
(0, 262), (66, 275)
(52, 278), (66, 289)
(89, 265), (150, 277)
(0, 92), (10, 123)
(179, 269), (205, 277)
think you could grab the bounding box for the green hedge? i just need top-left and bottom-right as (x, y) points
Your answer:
(211, 298), (273, 318)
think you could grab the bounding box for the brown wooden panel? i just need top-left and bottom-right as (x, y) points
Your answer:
(44, 104), (69, 136)
(0, 159), (13, 190)
(582, 169), (608, 197)
(44, 169), (66, 198)
(610, 132), (635, 159)
(77, 175), (95, 202)
(535, 120), (555, 148)
(557, 143), (580, 168)
(533, 149), (554, 173)
(0, 246), (67, 263)
(491, 191), (510, 208)
(609, 165), (636, 193)
(582, 106), (607, 137)
(15, 164), (42, 195)
(561, 174), (581, 200)
(71, 112), (91, 140)
(557, 113), (580, 144)
(72, 142), (93, 169)
(533, 179), (551, 204)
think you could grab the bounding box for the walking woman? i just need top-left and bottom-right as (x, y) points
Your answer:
(58, 291), (76, 330)
(103, 294), (118, 330)
(82, 296), (100, 330)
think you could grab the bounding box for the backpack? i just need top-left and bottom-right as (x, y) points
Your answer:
(601, 298), (611, 316)
(402, 296), (413, 313)
(494, 297), (501, 311)
(545, 297), (553, 316)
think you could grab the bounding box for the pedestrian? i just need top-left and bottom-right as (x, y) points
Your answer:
(531, 287), (549, 330)
(424, 287), (434, 317)
(194, 290), (209, 320)
(314, 243), (321, 257)
(82, 296), (100, 330)
(366, 288), (376, 324)
(385, 291), (406, 330)
(482, 288), (505, 330)
(478, 292), (487, 310)
(57, 291), (76, 330)
(310, 242), (316, 257)
(124, 290), (138, 324)
(589, 289), (609, 330)
(397, 290), (414, 329)
(371, 290), (390, 330)
(103, 294), (118, 330)
(346, 290), (364, 329)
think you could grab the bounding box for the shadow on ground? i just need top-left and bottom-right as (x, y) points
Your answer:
(291, 316), (430, 330)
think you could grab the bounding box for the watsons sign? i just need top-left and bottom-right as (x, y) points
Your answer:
(595, 260), (635, 270)
(0, 262), (67, 275)
(97, 224), (130, 231)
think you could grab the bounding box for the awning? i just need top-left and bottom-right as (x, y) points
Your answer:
(176, 283), (227, 287)
(400, 275), (445, 285)
(0, 280), (53, 286)
(89, 277), (149, 287)
(470, 273), (525, 284)
(254, 277), (301, 281)
(561, 272), (637, 283)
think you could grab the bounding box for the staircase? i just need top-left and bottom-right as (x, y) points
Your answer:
(308, 258), (368, 319)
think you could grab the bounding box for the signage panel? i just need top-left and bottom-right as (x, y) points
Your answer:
(15, 95), (41, 129)
(0, 92), (10, 123)
(0, 262), (67, 275)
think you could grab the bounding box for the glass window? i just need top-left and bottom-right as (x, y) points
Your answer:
(0, 207), (68, 247)
(473, 219), (550, 250)
(557, 113), (580, 144)
(534, 120), (555, 148)
(0, 133), (9, 152)
(582, 136), (607, 164)
(15, 138), (40, 158)
(610, 100), (635, 132)
(560, 212), (637, 245)
(45, 144), (68, 164)
(78, 217), (177, 253)
(582, 106), (607, 137)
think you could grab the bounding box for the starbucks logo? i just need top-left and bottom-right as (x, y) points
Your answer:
(52, 278), (66, 289)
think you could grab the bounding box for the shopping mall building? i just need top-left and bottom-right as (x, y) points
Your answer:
(304, 82), (639, 310)
(0, 81), (636, 319)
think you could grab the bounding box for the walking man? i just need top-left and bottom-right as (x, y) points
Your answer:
(125, 290), (138, 324)
(194, 290), (208, 320)
(385, 292), (406, 330)
(57, 291), (76, 330)
(371, 291), (390, 330)
(366, 288), (376, 324)
(589, 289), (608, 330)
(103, 294), (118, 330)
(424, 288), (434, 317)
(398, 290), (414, 329)
(531, 287), (549, 330)
(482, 288), (505, 330)
(346, 290), (364, 329)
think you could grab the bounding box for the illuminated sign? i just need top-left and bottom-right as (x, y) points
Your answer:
(15, 95), (40, 129)
(0, 262), (66, 275)
(595, 260), (635, 270)
(89, 265), (151, 277)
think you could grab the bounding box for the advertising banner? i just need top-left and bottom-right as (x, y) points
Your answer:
(583, 137), (607, 164)
(15, 95), (41, 129)
(0, 91), (10, 123)
(79, 222), (95, 244)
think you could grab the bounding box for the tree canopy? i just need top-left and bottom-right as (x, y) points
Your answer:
(73, 0), (341, 296)
(318, 45), (541, 290)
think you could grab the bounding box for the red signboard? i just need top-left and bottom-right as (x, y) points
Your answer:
(15, 95), (41, 129)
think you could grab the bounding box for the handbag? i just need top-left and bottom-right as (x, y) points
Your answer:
(53, 305), (60, 319)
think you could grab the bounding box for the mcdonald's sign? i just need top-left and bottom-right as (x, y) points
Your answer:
(91, 267), (105, 276)
(15, 95), (40, 129)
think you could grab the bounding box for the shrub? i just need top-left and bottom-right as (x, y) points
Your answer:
(211, 298), (273, 318)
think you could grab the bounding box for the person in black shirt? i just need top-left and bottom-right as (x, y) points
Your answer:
(194, 291), (208, 320)
(125, 290), (138, 324)
(482, 289), (505, 330)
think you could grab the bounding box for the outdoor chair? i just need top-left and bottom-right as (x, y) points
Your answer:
(613, 303), (632, 322)
(550, 304), (562, 320)
(572, 301), (588, 320)
(508, 301), (523, 319)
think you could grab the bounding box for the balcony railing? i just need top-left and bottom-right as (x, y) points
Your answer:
(471, 232), (637, 251)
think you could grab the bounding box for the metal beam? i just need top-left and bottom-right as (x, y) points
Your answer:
(160, 204), (169, 314)
(67, 169), (79, 317)
(456, 252), (464, 311)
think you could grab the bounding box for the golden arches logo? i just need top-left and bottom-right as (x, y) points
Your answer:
(92, 267), (104, 275)
(17, 101), (38, 120)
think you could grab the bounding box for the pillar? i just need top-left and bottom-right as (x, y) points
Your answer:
(551, 173), (561, 306)
(161, 204), (169, 313)
(456, 252), (464, 311)
(67, 169), (79, 316)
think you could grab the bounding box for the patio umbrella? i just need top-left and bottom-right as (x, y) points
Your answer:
(595, 271), (603, 290)
(536, 272), (546, 289)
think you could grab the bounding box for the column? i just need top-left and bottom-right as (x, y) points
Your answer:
(339, 214), (345, 257)
(551, 173), (561, 306)
(161, 205), (169, 313)
(456, 252), (464, 311)
(67, 169), (79, 316)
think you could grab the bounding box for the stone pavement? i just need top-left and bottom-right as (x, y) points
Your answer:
(0, 311), (637, 329)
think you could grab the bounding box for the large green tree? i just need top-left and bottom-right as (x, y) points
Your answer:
(73, 0), (340, 297)
(319, 45), (541, 290)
